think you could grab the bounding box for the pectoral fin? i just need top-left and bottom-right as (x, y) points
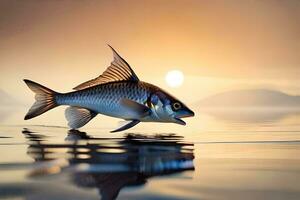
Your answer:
(65, 106), (97, 129)
(120, 99), (151, 119)
(111, 120), (140, 133)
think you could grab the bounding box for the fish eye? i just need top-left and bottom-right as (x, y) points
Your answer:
(172, 102), (182, 110)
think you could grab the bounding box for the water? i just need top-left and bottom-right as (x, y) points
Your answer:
(1, 109), (300, 200)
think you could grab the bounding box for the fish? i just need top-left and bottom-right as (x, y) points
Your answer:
(24, 46), (195, 132)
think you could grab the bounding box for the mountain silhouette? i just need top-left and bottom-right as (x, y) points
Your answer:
(0, 89), (19, 107)
(0, 89), (23, 122)
(197, 89), (300, 108)
(196, 89), (300, 123)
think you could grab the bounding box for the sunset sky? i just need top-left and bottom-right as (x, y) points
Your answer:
(1, 3), (300, 198)
(1, 0), (299, 104)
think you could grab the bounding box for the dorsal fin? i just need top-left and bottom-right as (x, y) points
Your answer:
(73, 45), (139, 90)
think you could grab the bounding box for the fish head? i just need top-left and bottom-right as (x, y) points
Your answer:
(150, 91), (195, 125)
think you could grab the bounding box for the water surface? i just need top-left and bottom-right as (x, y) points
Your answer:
(1, 110), (300, 200)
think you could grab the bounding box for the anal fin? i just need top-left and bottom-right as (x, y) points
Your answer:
(65, 106), (97, 129)
(111, 120), (140, 133)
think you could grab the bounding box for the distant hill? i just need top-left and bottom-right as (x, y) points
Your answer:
(196, 89), (300, 123)
(0, 90), (23, 122)
(197, 89), (300, 108)
(0, 90), (20, 107)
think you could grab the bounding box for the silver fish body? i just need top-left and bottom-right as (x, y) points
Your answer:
(24, 46), (194, 132)
(56, 81), (153, 120)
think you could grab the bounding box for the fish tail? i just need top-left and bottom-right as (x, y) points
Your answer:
(24, 79), (59, 120)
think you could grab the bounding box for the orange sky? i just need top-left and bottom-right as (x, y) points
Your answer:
(0, 0), (300, 103)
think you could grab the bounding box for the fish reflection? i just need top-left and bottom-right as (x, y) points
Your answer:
(23, 129), (195, 200)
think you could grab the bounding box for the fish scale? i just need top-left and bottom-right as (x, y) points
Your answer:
(56, 81), (151, 118)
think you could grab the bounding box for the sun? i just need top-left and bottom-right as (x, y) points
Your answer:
(165, 70), (184, 88)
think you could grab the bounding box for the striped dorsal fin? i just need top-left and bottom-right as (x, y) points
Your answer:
(73, 45), (139, 90)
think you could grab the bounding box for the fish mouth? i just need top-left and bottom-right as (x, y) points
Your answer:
(174, 117), (186, 125)
(176, 109), (195, 118)
(173, 109), (194, 125)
